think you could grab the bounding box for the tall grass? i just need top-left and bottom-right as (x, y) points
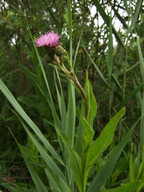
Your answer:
(0, 1), (144, 192)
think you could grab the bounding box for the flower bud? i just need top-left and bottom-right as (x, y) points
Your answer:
(54, 45), (67, 56)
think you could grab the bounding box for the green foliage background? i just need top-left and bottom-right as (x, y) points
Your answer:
(0, 0), (144, 191)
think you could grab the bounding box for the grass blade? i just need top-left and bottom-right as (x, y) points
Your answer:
(20, 145), (48, 192)
(132, 74), (142, 109)
(128, 0), (142, 34)
(73, 34), (81, 68)
(66, 1), (76, 191)
(45, 168), (72, 192)
(112, 6), (128, 29)
(0, 79), (64, 166)
(129, 143), (135, 182)
(82, 42), (109, 87)
(68, 0), (72, 64)
(137, 36), (144, 150)
(92, 0), (125, 47)
(107, 16), (113, 78)
(20, 120), (65, 180)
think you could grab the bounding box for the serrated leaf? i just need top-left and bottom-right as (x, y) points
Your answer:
(81, 108), (125, 192)
(87, 108), (125, 167)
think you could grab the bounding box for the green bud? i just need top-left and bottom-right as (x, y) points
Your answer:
(54, 45), (67, 56)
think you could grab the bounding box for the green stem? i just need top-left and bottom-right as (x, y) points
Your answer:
(81, 153), (87, 192)
(54, 54), (89, 119)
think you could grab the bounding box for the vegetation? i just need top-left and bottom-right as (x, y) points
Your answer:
(0, 0), (144, 191)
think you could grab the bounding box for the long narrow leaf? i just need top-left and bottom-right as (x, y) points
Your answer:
(20, 145), (48, 192)
(137, 36), (144, 149)
(82, 42), (109, 87)
(132, 74), (142, 109)
(107, 16), (113, 78)
(92, 0), (125, 47)
(0, 79), (64, 166)
(128, 0), (142, 34)
(45, 168), (71, 192)
(112, 7), (128, 29)
(55, 126), (82, 192)
(87, 108), (125, 167)
(104, 180), (144, 192)
(20, 120), (65, 181)
(73, 34), (81, 68)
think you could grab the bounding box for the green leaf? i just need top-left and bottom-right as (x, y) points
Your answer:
(112, 7), (128, 29)
(55, 126), (82, 192)
(82, 42), (109, 87)
(19, 145), (48, 192)
(45, 168), (72, 192)
(137, 147), (144, 179)
(87, 108), (125, 167)
(85, 72), (97, 127)
(81, 117), (94, 146)
(128, 0), (143, 34)
(129, 143), (135, 182)
(137, 36), (144, 149)
(0, 79), (64, 166)
(92, 0), (125, 48)
(68, 0), (72, 64)
(107, 16), (113, 78)
(132, 75), (142, 109)
(0, 183), (19, 192)
(73, 34), (81, 68)
(104, 180), (144, 192)
(137, 36), (144, 83)
(18, 96), (40, 110)
(20, 65), (48, 102)
(112, 74), (122, 90)
(55, 69), (67, 134)
(81, 108), (125, 192)
(20, 120), (65, 181)
(66, 82), (76, 146)
(87, 113), (141, 192)
(124, 0), (129, 13)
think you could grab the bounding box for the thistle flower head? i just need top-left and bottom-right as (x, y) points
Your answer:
(35, 31), (61, 47)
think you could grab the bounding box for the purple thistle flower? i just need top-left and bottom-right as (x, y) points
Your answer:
(35, 31), (61, 47)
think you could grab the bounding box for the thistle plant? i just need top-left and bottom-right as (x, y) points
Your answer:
(0, 25), (143, 191)
(36, 31), (89, 119)
(34, 31), (125, 192)
(1, 0), (144, 191)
